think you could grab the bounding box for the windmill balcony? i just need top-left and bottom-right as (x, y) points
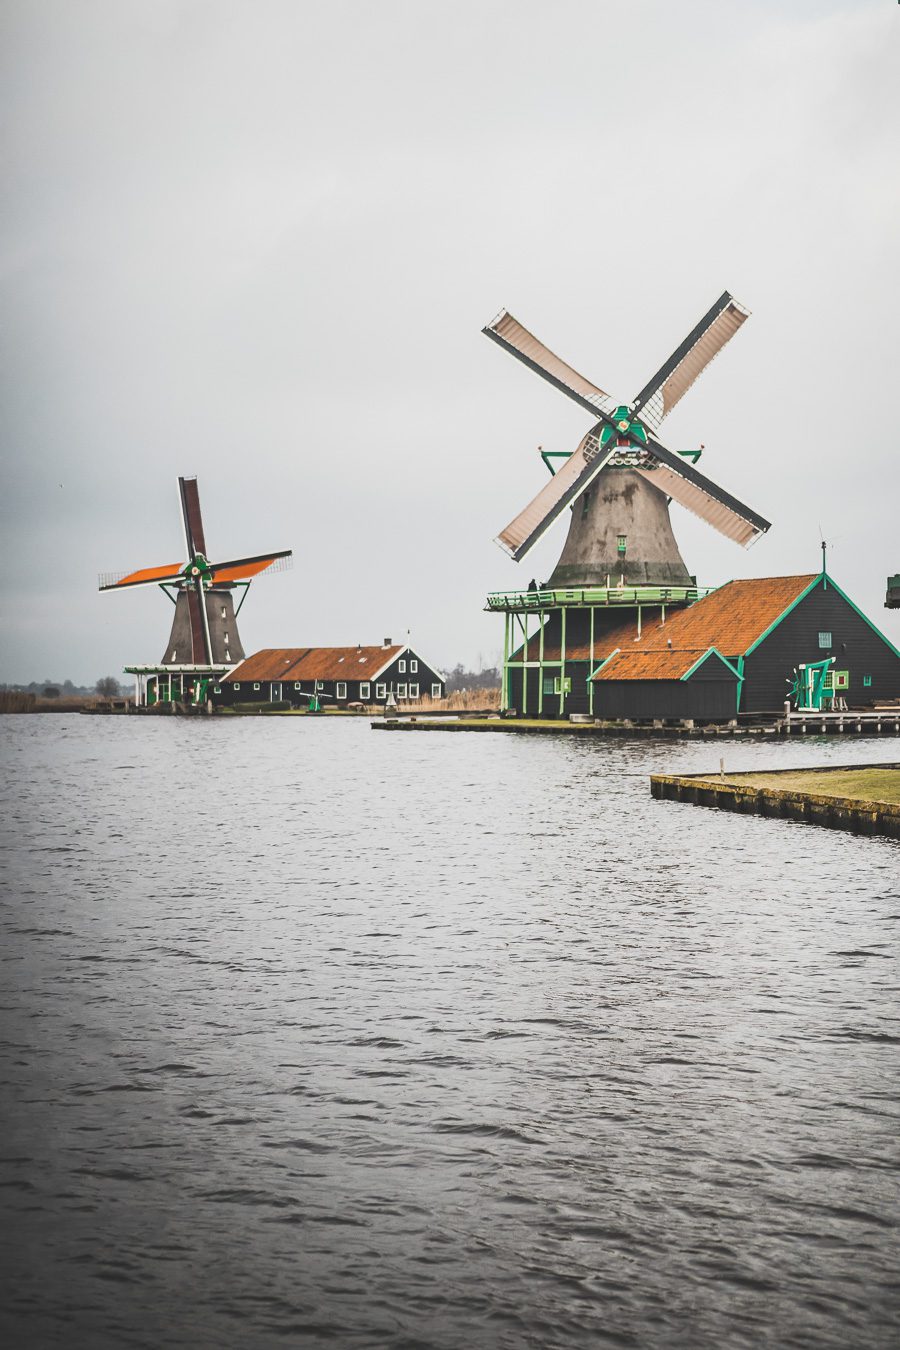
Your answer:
(485, 584), (716, 613)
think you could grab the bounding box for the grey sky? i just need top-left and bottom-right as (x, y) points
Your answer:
(2, 0), (898, 684)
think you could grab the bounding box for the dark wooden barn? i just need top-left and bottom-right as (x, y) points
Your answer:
(213, 642), (446, 708)
(594, 647), (741, 721)
(590, 573), (900, 721)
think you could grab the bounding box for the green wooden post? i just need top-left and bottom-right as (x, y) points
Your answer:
(559, 606), (567, 717)
(538, 608), (545, 716)
(522, 610), (528, 717)
(502, 610), (510, 712)
(589, 605), (595, 716)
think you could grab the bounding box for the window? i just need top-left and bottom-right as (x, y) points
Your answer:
(375, 683), (386, 698)
(818, 631), (832, 648)
(863, 674), (872, 687)
(336, 682), (347, 699)
(213, 685), (221, 694)
(431, 683), (442, 699)
(581, 489), (592, 520)
(359, 682), (370, 699)
(398, 659), (406, 673)
(410, 659), (418, 673)
(315, 680), (323, 690)
(617, 534), (627, 555)
(409, 683), (419, 698)
(833, 670), (850, 691)
(234, 682), (241, 690)
(554, 675), (572, 695)
(294, 682), (302, 690)
(397, 683), (407, 698)
(253, 682), (260, 691)
(542, 676), (555, 695)
(221, 606), (227, 619)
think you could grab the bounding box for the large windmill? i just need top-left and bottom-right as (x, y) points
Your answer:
(482, 292), (771, 716)
(100, 476), (291, 705)
(484, 291), (769, 587)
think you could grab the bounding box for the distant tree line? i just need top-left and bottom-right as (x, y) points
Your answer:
(444, 664), (501, 693)
(1, 677), (121, 698)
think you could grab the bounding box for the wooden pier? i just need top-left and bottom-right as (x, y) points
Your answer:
(651, 763), (900, 839)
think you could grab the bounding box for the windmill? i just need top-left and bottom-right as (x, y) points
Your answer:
(99, 476), (291, 689)
(483, 291), (770, 588)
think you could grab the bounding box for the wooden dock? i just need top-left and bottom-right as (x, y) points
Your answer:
(650, 763), (900, 839)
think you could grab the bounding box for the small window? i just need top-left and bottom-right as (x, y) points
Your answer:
(616, 534), (627, 554)
(397, 683), (407, 698)
(359, 682), (370, 699)
(409, 683), (419, 698)
(234, 682), (241, 690)
(336, 682), (347, 699)
(431, 683), (442, 699)
(818, 631), (832, 648)
(221, 607), (227, 619)
(315, 680), (323, 691)
(824, 671), (834, 690)
(554, 675), (572, 695)
(253, 682), (260, 691)
(863, 674), (872, 687)
(375, 683), (386, 698)
(398, 659), (406, 673)
(542, 676), (555, 695)
(410, 659), (418, 673)
(833, 670), (849, 690)
(294, 682), (302, 690)
(581, 489), (592, 521)
(213, 685), (221, 694)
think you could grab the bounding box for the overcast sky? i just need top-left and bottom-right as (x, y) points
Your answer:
(2, 0), (898, 684)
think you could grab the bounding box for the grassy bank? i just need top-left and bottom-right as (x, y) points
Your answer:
(723, 766), (900, 805)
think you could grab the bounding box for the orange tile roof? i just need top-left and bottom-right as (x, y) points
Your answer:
(224, 646), (403, 683)
(595, 647), (734, 681)
(517, 611), (662, 662)
(591, 576), (818, 681)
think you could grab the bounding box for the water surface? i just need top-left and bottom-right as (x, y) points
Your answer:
(1, 716), (898, 1348)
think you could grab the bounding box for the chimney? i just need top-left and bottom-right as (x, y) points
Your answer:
(383, 637), (392, 647)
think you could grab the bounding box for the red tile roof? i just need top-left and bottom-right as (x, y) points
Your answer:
(591, 576), (818, 681)
(224, 646), (404, 683)
(595, 647), (734, 681)
(517, 611), (662, 662)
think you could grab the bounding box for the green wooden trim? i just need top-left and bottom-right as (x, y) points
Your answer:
(680, 647), (744, 682)
(818, 573), (900, 659)
(589, 649), (620, 680)
(743, 575), (823, 656)
(537, 609), (545, 716)
(559, 607), (567, 716)
(589, 606), (595, 716)
(735, 655), (745, 712)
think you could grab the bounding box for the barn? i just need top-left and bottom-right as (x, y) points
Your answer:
(591, 573), (900, 721)
(213, 642), (446, 708)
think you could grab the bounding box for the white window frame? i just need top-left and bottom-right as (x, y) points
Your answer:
(409, 682), (419, 699)
(431, 683), (441, 698)
(398, 659), (406, 673)
(359, 682), (370, 699)
(234, 682), (241, 690)
(410, 659), (418, 673)
(375, 683), (386, 698)
(336, 681), (347, 699)
(294, 682), (302, 690)
(818, 631), (832, 648)
(397, 683), (407, 698)
(253, 682), (260, 691)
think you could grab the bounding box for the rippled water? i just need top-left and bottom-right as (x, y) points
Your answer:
(1, 715), (898, 1349)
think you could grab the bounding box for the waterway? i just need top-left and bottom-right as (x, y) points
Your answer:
(1, 716), (898, 1348)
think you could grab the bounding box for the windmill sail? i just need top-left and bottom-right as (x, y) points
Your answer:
(99, 563), (186, 591)
(483, 311), (614, 418)
(179, 476), (208, 556)
(496, 428), (617, 561)
(637, 435), (770, 546)
(632, 293), (750, 430)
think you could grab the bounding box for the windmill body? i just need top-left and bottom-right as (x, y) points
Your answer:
(482, 293), (771, 718)
(99, 476), (291, 708)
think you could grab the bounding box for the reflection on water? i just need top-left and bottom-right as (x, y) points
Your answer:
(1, 716), (898, 1349)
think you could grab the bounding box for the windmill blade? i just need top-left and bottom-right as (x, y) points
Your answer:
(496, 427), (617, 561)
(179, 476), (208, 557)
(636, 435), (769, 546)
(99, 562), (185, 591)
(187, 584), (212, 663)
(208, 550), (293, 584)
(483, 311), (614, 417)
(631, 292), (750, 430)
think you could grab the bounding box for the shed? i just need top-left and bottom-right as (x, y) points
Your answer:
(594, 646), (741, 721)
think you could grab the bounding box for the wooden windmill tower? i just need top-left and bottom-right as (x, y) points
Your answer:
(99, 476), (291, 706)
(482, 292), (771, 716)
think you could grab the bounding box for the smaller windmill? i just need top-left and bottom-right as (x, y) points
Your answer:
(100, 477), (291, 699)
